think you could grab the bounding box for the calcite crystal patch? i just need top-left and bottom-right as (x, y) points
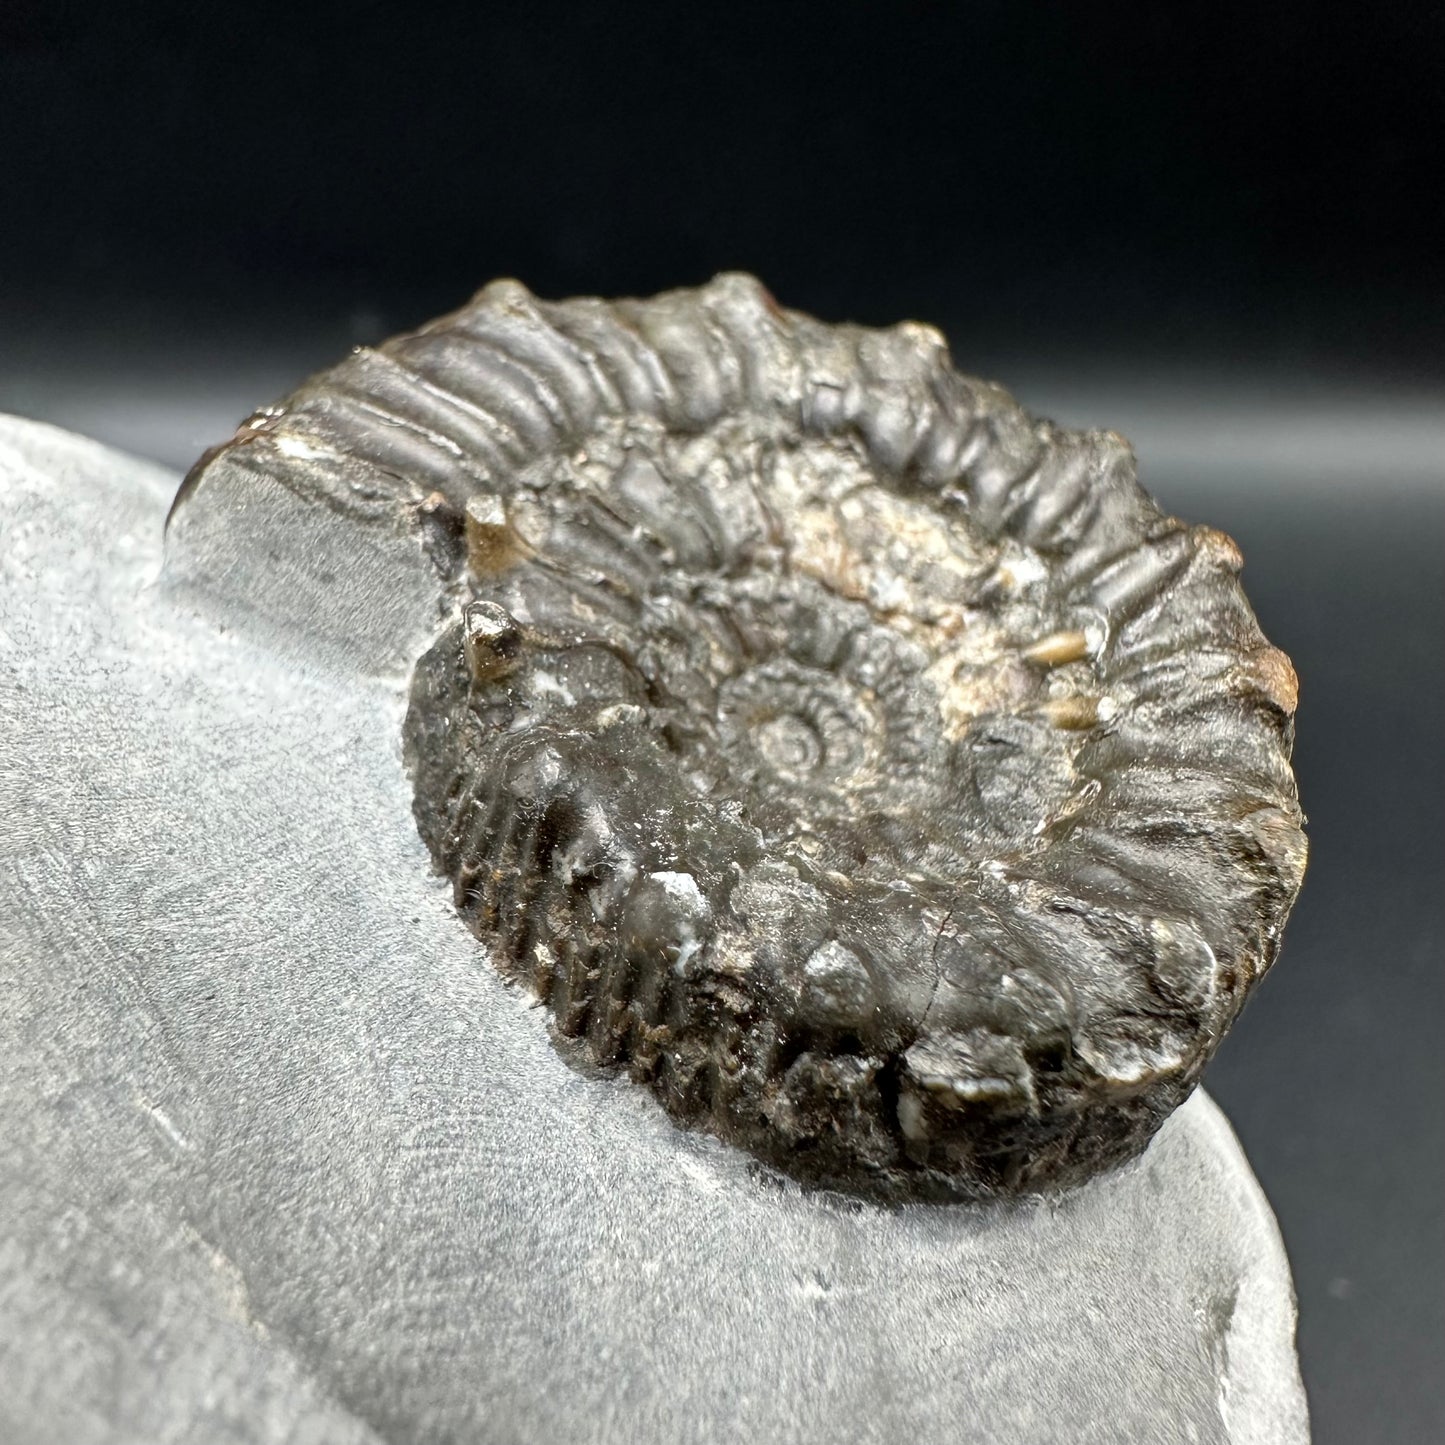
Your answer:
(182, 275), (1307, 1198)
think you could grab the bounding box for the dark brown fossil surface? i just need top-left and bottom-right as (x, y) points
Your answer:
(183, 275), (1306, 1200)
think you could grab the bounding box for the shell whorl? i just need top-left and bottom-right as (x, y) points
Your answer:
(186, 274), (1306, 1199)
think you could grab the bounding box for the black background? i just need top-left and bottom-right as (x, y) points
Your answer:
(3, 5), (1441, 1441)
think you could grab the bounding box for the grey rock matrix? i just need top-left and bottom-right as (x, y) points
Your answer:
(0, 275), (1310, 1441)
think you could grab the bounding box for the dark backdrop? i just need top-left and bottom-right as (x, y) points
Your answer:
(3, 5), (1441, 1442)
(4, 1), (1444, 366)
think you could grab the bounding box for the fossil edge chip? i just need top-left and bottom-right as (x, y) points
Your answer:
(179, 274), (1307, 1200)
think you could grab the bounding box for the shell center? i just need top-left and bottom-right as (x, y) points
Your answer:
(753, 711), (824, 781)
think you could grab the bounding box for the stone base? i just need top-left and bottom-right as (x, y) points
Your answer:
(0, 417), (1307, 1443)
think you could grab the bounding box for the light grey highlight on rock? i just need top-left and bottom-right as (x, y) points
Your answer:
(173, 276), (1306, 1199)
(0, 416), (1308, 1441)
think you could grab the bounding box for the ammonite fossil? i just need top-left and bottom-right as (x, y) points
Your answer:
(184, 275), (1306, 1199)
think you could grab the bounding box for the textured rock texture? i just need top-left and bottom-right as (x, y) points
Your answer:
(178, 276), (1307, 1198)
(0, 415), (1308, 1443)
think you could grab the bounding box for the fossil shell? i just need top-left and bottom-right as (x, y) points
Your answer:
(185, 274), (1306, 1199)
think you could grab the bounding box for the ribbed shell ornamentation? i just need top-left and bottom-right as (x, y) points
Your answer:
(187, 275), (1307, 1199)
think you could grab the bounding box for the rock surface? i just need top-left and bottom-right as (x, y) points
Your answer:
(0, 415), (1308, 1442)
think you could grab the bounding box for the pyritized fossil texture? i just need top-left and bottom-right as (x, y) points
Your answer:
(185, 275), (1306, 1198)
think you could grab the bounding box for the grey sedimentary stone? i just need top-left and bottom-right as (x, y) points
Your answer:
(0, 413), (1307, 1442)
